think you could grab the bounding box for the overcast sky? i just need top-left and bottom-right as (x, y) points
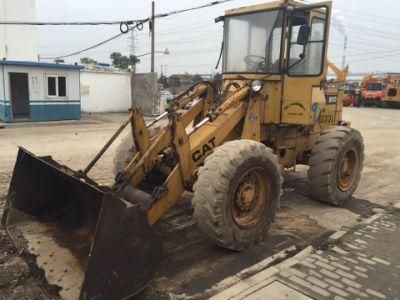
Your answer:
(35, 0), (400, 75)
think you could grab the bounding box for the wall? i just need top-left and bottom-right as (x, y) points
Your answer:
(80, 69), (131, 113)
(1, 65), (80, 121)
(0, 65), (7, 120)
(0, 0), (38, 61)
(131, 72), (159, 116)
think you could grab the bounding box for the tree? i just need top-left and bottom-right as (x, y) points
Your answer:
(168, 75), (181, 94)
(80, 57), (97, 65)
(110, 52), (140, 70)
(159, 74), (169, 88)
(192, 74), (204, 83)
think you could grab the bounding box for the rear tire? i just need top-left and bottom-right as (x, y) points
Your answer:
(308, 127), (364, 206)
(192, 140), (282, 251)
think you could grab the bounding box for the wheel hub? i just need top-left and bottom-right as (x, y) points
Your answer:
(236, 182), (256, 211)
(338, 147), (358, 191)
(232, 167), (270, 228)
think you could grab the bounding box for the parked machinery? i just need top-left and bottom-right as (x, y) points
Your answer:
(2, 1), (364, 299)
(382, 73), (400, 107)
(359, 73), (390, 107)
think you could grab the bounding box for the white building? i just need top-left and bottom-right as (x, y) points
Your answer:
(80, 65), (132, 113)
(0, 0), (38, 61)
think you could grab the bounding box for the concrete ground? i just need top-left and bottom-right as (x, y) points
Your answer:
(0, 107), (399, 299)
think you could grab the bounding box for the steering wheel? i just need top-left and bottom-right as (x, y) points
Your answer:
(244, 55), (265, 71)
(244, 55), (265, 65)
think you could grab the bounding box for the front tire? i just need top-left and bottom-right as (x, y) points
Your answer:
(192, 140), (282, 251)
(308, 127), (364, 206)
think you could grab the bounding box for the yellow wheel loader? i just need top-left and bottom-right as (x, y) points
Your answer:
(2, 1), (364, 299)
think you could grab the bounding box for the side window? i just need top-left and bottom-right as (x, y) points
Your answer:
(288, 15), (326, 76)
(46, 75), (67, 97)
(47, 76), (57, 96)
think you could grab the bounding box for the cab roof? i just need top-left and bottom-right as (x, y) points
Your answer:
(224, 0), (332, 16)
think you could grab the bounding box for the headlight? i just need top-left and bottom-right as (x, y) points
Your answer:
(251, 80), (262, 92)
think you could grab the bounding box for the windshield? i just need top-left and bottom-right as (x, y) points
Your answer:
(366, 83), (384, 91)
(223, 9), (283, 73)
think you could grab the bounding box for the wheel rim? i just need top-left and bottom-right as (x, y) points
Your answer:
(337, 146), (358, 191)
(232, 167), (269, 228)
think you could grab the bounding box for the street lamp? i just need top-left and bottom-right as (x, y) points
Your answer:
(137, 48), (170, 58)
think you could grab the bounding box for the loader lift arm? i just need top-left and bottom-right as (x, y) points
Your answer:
(113, 81), (252, 225)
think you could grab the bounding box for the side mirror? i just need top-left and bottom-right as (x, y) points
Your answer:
(297, 25), (311, 45)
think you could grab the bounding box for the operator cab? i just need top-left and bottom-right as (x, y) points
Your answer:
(222, 2), (328, 77)
(221, 1), (334, 127)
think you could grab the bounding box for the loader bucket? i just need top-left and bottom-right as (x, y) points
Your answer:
(2, 147), (162, 300)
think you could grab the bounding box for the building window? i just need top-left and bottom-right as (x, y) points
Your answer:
(46, 75), (67, 97)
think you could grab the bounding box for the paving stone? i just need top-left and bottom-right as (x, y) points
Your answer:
(316, 256), (331, 264)
(364, 234), (375, 239)
(331, 262), (351, 271)
(315, 261), (335, 271)
(320, 268), (340, 279)
(344, 243), (362, 250)
(299, 261), (316, 269)
(354, 239), (368, 245)
(358, 257), (377, 265)
(332, 247), (348, 255)
(306, 276), (329, 289)
(289, 268), (308, 279)
(312, 285), (331, 297)
(336, 269), (357, 280)
(354, 271), (368, 278)
(309, 270), (322, 278)
(341, 277), (362, 289)
(324, 278), (344, 288)
(305, 257), (316, 264)
(330, 230), (347, 240)
(346, 286), (368, 298)
(366, 288), (387, 299)
(372, 257), (391, 266)
(280, 270), (291, 278)
(342, 257), (359, 264)
(289, 275), (313, 289)
(329, 286), (349, 297)
(354, 266), (368, 272)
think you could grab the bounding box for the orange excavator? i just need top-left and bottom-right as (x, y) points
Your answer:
(358, 73), (391, 107)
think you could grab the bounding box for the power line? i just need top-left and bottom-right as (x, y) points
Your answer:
(40, 21), (148, 59)
(347, 51), (400, 64)
(39, 0), (234, 60)
(0, 19), (145, 26)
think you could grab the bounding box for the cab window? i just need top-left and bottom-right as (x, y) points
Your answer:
(287, 9), (327, 76)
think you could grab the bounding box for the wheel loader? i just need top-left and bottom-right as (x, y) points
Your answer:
(2, 1), (364, 299)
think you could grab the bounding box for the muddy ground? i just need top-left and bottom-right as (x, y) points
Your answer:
(0, 107), (399, 299)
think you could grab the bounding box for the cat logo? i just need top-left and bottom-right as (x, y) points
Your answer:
(192, 137), (216, 162)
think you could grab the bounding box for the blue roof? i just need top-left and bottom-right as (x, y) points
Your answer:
(0, 60), (84, 70)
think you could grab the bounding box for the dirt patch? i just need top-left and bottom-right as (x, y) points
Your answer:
(0, 224), (60, 300)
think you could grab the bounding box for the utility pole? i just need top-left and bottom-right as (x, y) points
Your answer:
(160, 64), (167, 77)
(150, 1), (155, 73)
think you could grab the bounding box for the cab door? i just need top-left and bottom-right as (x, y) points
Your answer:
(281, 4), (331, 125)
